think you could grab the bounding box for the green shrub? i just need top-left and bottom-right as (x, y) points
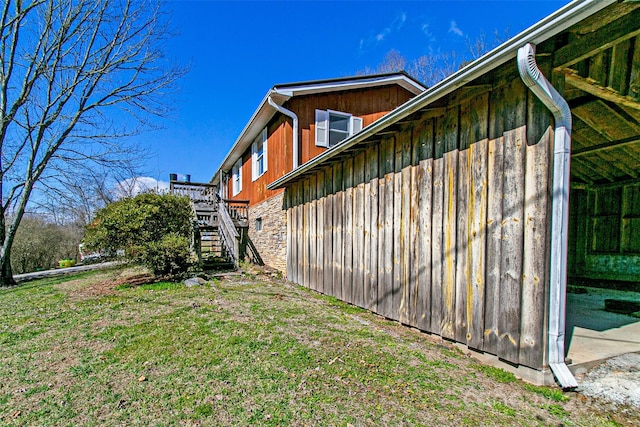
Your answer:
(83, 192), (194, 276)
(140, 233), (191, 276)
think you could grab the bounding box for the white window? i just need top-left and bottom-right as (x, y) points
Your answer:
(252, 128), (268, 181)
(231, 158), (242, 196)
(255, 217), (263, 231)
(315, 109), (363, 148)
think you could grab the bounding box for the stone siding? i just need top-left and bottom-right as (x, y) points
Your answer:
(248, 192), (287, 272)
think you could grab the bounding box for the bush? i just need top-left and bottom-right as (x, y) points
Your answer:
(140, 233), (191, 276)
(84, 192), (194, 276)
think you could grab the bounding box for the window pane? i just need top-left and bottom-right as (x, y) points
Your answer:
(330, 130), (348, 146)
(329, 113), (349, 132)
(257, 156), (264, 175)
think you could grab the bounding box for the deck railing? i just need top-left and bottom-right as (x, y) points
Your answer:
(222, 199), (249, 226)
(170, 181), (218, 204)
(171, 181), (252, 267)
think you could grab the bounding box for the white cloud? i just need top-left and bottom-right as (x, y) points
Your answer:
(421, 22), (435, 42)
(360, 12), (408, 50)
(114, 176), (169, 198)
(449, 20), (463, 37)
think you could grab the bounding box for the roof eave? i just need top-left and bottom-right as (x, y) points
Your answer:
(210, 90), (290, 185)
(276, 74), (426, 97)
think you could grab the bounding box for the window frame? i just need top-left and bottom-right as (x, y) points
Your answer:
(252, 128), (268, 181)
(231, 158), (242, 196)
(315, 109), (363, 148)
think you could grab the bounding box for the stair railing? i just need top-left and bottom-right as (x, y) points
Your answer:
(217, 201), (240, 267)
(244, 235), (264, 266)
(222, 199), (249, 226)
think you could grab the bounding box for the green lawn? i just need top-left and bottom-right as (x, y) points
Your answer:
(0, 267), (633, 426)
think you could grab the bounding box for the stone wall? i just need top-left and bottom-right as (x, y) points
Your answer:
(247, 192), (287, 272)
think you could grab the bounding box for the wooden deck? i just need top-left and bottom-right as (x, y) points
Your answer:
(170, 180), (250, 267)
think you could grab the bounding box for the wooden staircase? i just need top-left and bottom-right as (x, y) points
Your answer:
(170, 180), (254, 270)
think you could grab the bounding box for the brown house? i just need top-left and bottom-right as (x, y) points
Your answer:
(268, 0), (640, 387)
(210, 73), (425, 270)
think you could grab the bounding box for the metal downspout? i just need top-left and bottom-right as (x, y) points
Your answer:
(517, 43), (577, 389)
(267, 96), (299, 169)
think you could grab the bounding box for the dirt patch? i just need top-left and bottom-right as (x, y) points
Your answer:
(55, 267), (154, 300)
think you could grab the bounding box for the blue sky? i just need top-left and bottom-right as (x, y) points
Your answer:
(139, 0), (568, 186)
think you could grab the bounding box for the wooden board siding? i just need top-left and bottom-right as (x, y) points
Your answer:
(364, 144), (380, 312)
(226, 118), (290, 203)
(285, 66), (554, 370)
(294, 85), (416, 165)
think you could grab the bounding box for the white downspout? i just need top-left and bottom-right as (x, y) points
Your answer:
(517, 43), (577, 389)
(267, 96), (299, 170)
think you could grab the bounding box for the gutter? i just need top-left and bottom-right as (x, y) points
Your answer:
(267, 95), (299, 169)
(517, 43), (577, 389)
(267, 0), (614, 191)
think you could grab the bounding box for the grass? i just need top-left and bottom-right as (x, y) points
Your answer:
(0, 266), (635, 426)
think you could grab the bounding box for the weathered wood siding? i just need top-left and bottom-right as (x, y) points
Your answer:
(285, 71), (554, 370)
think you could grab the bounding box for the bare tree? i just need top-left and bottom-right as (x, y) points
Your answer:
(465, 28), (510, 61)
(408, 51), (460, 87)
(366, 28), (511, 88)
(36, 166), (134, 226)
(376, 49), (407, 73)
(0, 0), (185, 286)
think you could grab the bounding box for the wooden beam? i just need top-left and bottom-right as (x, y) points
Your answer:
(571, 160), (603, 183)
(573, 102), (640, 141)
(572, 135), (640, 157)
(569, 167), (595, 186)
(564, 72), (640, 111)
(553, 8), (640, 70)
(572, 3), (640, 36)
(446, 84), (493, 105)
(417, 107), (447, 120)
(581, 176), (640, 190)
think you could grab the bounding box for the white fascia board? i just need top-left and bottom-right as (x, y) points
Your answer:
(267, 0), (614, 191)
(276, 75), (425, 97)
(210, 90), (290, 185)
